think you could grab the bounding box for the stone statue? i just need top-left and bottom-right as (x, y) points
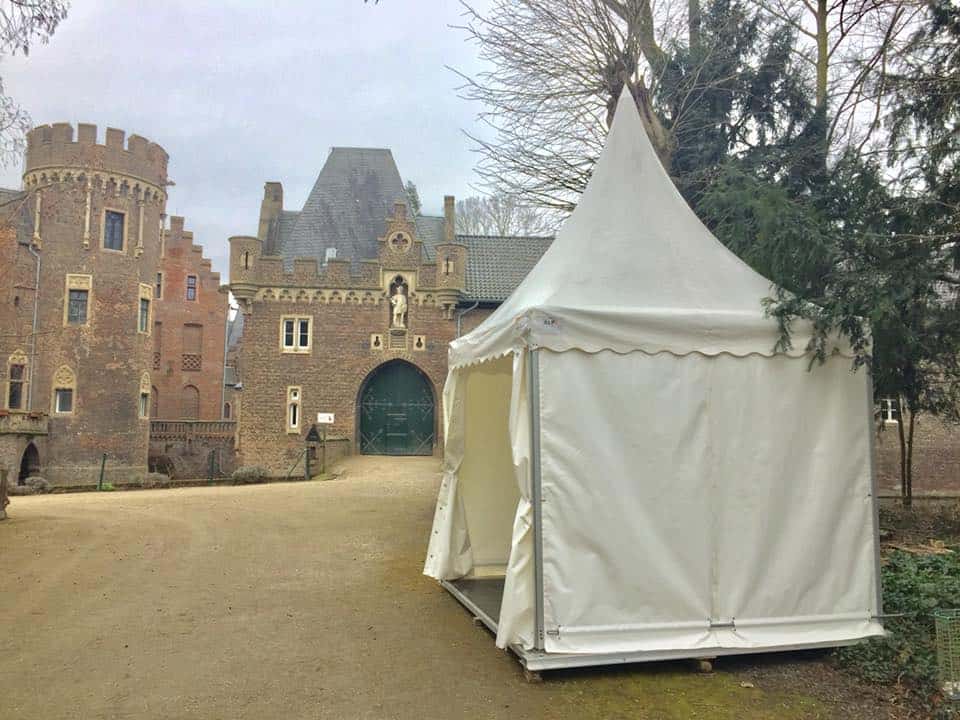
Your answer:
(391, 285), (407, 329)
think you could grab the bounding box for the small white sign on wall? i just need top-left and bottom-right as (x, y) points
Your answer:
(316, 412), (335, 425)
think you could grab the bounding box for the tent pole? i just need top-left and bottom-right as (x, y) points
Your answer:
(529, 348), (545, 651)
(864, 369), (884, 619)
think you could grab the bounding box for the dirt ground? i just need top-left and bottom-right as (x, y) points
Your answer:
(1, 456), (899, 720)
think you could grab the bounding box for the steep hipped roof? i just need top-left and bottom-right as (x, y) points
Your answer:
(284, 147), (408, 269)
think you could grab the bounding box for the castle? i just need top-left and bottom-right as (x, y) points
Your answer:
(0, 124), (955, 495)
(0, 123), (226, 488)
(227, 148), (551, 474)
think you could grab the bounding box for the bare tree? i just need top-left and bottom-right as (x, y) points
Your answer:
(0, 0), (69, 164)
(455, 195), (555, 236)
(455, 0), (688, 212)
(753, 0), (922, 152)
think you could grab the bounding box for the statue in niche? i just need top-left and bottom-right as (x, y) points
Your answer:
(390, 282), (408, 329)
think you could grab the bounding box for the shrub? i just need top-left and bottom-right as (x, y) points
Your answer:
(231, 466), (267, 485)
(837, 550), (960, 718)
(24, 476), (51, 493)
(99, 482), (115, 492)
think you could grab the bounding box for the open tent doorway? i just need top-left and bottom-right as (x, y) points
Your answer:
(18, 442), (40, 485)
(358, 360), (435, 456)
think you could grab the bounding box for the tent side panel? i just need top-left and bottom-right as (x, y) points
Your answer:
(459, 355), (519, 568)
(537, 349), (881, 655)
(538, 350), (714, 653)
(711, 353), (880, 641)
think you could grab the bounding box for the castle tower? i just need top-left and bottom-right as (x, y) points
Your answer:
(10, 123), (169, 484)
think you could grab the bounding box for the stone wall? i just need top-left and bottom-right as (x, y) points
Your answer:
(149, 421), (237, 479)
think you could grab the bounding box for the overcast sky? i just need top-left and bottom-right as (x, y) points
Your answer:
(0, 1), (493, 278)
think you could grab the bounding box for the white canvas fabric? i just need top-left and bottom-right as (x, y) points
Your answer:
(424, 88), (882, 658)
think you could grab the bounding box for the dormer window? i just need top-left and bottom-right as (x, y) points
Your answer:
(324, 247), (337, 264)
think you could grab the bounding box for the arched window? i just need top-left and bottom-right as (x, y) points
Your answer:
(223, 401), (232, 419)
(6, 349), (28, 411)
(51, 364), (76, 415)
(180, 385), (200, 420)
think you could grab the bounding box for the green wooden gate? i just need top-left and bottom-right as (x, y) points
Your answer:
(359, 361), (435, 455)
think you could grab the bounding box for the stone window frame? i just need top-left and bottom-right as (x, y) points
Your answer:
(223, 401), (232, 420)
(138, 372), (151, 420)
(101, 207), (127, 253)
(5, 349), (28, 411)
(279, 315), (313, 354)
(286, 386), (301, 434)
(51, 364), (77, 416)
(63, 274), (93, 328)
(137, 283), (153, 335)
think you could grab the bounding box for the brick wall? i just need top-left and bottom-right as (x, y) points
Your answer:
(153, 217), (227, 421)
(0, 124), (169, 486)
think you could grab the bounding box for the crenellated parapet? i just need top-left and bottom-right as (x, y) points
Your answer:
(24, 123), (168, 202)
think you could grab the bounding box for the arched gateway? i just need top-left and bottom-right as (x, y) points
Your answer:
(358, 360), (435, 456)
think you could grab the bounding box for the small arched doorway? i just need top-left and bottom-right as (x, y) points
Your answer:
(358, 360), (435, 456)
(18, 442), (40, 484)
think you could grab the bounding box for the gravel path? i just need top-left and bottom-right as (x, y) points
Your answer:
(0, 456), (890, 719)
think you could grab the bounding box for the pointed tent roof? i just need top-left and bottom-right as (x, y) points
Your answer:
(449, 90), (828, 367)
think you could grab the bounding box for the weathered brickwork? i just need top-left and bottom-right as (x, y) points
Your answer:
(0, 124), (168, 486)
(231, 198), (468, 475)
(876, 414), (960, 494)
(152, 216), (227, 421)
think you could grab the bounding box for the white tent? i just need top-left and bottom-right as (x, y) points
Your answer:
(424, 90), (883, 671)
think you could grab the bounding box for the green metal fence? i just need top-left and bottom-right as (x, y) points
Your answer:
(935, 609), (960, 700)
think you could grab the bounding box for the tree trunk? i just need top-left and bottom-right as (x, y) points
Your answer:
(906, 409), (917, 507)
(815, 0), (829, 112)
(896, 399), (908, 505)
(688, 0), (702, 51)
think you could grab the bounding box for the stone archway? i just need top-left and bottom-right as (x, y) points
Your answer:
(18, 442), (40, 484)
(357, 360), (435, 456)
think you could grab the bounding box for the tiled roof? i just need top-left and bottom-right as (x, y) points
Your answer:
(416, 215), (445, 259)
(458, 234), (553, 303)
(282, 148), (408, 270)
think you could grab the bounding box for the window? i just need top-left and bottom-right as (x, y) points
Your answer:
(103, 210), (125, 251)
(67, 289), (88, 325)
(54, 388), (73, 414)
(153, 322), (162, 369)
(223, 402), (232, 419)
(324, 247), (337, 264)
(155, 272), (163, 299)
(280, 316), (312, 353)
(443, 257), (454, 275)
(879, 397), (901, 423)
(139, 392), (149, 418)
(243, 251), (250, 269)
(139, 298), (150, 333)
(286, 386), (301, 433)
(7, 361), (25, 410)
(63, 274), (93, 327)
(51, 365), (76, 415)
(186, 275), (197, 301)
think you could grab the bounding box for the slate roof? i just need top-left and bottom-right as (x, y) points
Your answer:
(457, 234), (554, 303)
(280, 148), (409, 270)
(226, 311), (244, 350)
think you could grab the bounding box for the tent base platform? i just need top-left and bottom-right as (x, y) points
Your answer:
(441, 579), (869, 673)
